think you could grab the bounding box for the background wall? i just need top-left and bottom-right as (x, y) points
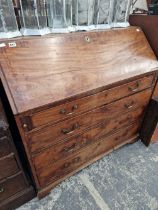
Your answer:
(134, 0), (148, 10)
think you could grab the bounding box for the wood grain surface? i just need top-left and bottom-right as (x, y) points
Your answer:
(1, 27), (158, 198)
(129, 15), (158, 59)
(0, 154), (19, 180)
(0, 136), (11, 158)
(0, 172), (27, 202)
(0, 95), (35, 208)
(36, 123), (140, 187)
(32, 108), (144, 168)
(28, 88), (152, 153)
(0, 27), (158, 115)
(21, 74), (154, 132)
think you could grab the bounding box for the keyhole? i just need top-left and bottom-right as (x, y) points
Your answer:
(85, 36), (91, 43)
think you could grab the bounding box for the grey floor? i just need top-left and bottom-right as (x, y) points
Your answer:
(18, 140), (158, 210)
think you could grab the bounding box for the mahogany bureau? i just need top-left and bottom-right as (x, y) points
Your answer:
(0, 27), (158, 198)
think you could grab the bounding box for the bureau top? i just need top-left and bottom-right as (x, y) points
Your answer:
(0, 27), (158, 115)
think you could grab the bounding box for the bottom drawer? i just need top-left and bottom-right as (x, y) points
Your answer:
(0, 172), (27, 202)
(0, 154), (19, 180)
(37, 123), (140, 187)
(33, 108), (144, 170)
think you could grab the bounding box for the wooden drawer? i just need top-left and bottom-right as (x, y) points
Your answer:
(33, 107), (144, 168)
(36, 123), (139, 187)
(21, 75), (154, 132)
(28, 88), (151, 153)
(0, 136), (11, 158)
(0, 172), (27, 202)
(0, 153), (19, 180)
(0, 127), (9, 139)
(0, 103), (9, 138)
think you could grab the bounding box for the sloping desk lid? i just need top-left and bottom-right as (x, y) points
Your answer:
(0, 27), (158, 115)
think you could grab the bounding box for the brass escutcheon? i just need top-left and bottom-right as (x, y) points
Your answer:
(85, 36), (91, 43)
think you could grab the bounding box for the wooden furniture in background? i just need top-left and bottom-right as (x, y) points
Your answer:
(0, 27), (158, 198)
(140, 99), (158, 146)
(151, 80), (158, 143)
(147, 0), (151, 6)
(130, 14), (158, 144)
(129, 15), (158, 58)
(0, 97), (35, 210)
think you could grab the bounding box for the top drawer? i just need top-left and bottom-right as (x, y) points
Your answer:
(20, 75), (154, 132)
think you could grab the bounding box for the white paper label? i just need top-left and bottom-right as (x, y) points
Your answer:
(0, 43), (6, 48)
(8, 42), (16, 48)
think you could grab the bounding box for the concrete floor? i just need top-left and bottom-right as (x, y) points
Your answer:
(18, 141), (158, 210)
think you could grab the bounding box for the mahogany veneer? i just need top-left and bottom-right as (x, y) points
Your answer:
(0, 27), (158, 198)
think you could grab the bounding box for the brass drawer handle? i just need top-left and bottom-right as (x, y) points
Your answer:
(60, 109), (67, 114)
(0, 188), (4, 193)
(63, 162), (71, 169)
(62, 157), (80, 169)
(63, 143), (77, 153)
(128, 81), (140, 92)
(63, 137), (88, 154)
(124, 103), (133, 109)
(61, 123), (80, 135)
(60, 104), (78, 115)
(73, 157), (80, 163)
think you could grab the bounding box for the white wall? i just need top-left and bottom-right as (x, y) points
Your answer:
(134, 0), (148, 10)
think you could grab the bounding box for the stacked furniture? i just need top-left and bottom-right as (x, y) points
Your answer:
(129, 15), (158, 58)
(130, 14), (158, 144)
(0, 97), (35, 209)
(0, 27), (158, 198)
